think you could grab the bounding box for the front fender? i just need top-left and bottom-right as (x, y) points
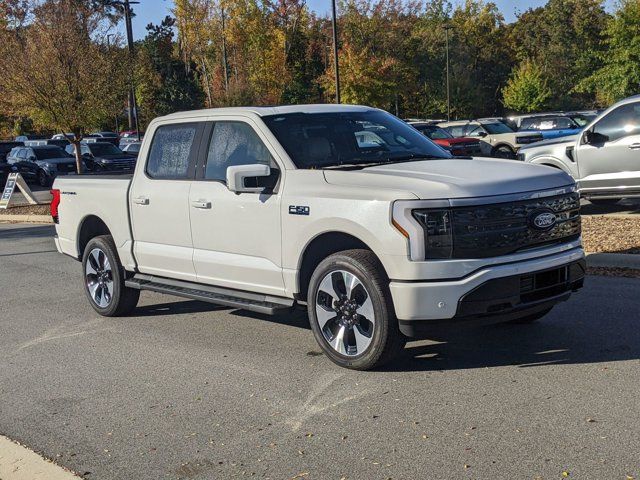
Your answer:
(528, 157), (576, 178)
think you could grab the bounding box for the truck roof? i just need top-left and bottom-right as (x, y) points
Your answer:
(159, 104), (376, 120)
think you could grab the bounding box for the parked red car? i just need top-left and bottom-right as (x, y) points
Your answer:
(408, 122), (483, 156)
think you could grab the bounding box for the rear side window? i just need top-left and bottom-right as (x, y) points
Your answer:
(446, 125), (467, 137)
(146, 123), (198, 179)
(204, 122), (273, 182)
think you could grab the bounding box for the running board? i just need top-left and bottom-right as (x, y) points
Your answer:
(125, 274), (294, 315)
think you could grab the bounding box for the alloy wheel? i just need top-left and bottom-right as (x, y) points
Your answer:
(85, 248), (114, 308)
(315, 270), (376, 356)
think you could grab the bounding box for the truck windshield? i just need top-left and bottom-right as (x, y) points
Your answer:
(262, 110), (451, 169)
(483, 123), (514, 134)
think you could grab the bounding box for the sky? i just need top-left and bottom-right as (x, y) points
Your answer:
(125, 0), (603, 39)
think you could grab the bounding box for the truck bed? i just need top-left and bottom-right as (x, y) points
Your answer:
(52, 175), (135, 269)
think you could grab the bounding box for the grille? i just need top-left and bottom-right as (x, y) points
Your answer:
(516, 135), (543, 144)
(107, 158), (136, 170)
(450, 192), (581, 259)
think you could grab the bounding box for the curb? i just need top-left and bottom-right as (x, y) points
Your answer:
(0, 214), (53, 224)
(586, 252), (640, 269)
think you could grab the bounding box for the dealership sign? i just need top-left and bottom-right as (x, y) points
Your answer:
(0, 172), (39, 209)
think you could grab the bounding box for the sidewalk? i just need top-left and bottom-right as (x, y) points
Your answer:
(0, 435), (80, 479)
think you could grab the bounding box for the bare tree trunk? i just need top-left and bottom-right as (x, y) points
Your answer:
(73, 140), (84, 174)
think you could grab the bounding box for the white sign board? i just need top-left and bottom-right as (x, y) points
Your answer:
(0, 172), (39, 209)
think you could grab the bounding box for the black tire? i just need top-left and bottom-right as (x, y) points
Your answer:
(507, 307), (553, 325)
(307, 249), (405, 370)
(588, 198), (620, 206)
(492, 145), (516, 159)
(37, 170), (51, 187)
(82, 235), (139, 316)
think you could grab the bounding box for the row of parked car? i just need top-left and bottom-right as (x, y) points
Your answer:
(406, 110), (599, 159)
(0, 131), (143, 187)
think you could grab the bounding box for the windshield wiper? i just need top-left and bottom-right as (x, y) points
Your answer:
(321, 154), (444, 170)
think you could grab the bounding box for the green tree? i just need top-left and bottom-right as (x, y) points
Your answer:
(0, 0), (127, 173)
(577, 0), (640, 105)
(136, 16), (204, 127)
(509, 0), (609, 108)
(502, 59), (551, 112)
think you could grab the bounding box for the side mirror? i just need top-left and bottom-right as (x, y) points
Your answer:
(226, 164), (271, 193)
(28, 156), (36, 162)
(476, 131), (488, 138)
(583, 129), (608, 145)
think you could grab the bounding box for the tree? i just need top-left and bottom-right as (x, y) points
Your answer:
(576, 0), (640, 105)
(509, 0), (609, 108)
(0, 0), (127, 173)
(135, 16), (204, 127)
(502, 59), (551, 112)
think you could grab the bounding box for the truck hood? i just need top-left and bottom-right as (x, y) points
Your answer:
(519, 134), (578, 151)
(37, 157), (76, 165)
(323, 158), (574, 199)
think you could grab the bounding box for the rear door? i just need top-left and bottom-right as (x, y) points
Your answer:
(189, 118), (285, 296)
(129, 121), (205, 282)
(576, 101), (640, 193)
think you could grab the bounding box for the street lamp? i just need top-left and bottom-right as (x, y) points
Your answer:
(444, 23), (453, 121)
(331, 0), (340, 104)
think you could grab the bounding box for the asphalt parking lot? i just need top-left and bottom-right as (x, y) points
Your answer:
(1, 223), (639, 479)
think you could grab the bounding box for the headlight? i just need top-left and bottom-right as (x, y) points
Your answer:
(412, 209), (453, 259)
(43, 162), (56, 170)
(392, 200), (453, 260)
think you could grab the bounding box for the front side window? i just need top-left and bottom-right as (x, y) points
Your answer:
(592, 103), (640, 142)
(146, 123), (197, 179)
(204, 122), (273, 182)
(262, 110), (450, 169)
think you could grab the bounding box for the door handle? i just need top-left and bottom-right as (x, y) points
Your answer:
(133, 196), (149, 205)
(629, 143), (640, 150)
(191, 200), (211, 209)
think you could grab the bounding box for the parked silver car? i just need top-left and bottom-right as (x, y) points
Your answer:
(518, 95), (640, 204)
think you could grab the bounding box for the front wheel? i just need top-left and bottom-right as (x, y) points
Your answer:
(307, 249), (405, 370)
(492, 145), (516, 159)
(82, 235), (139, 316)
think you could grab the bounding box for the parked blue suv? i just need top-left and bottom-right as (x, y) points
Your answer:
(515, 115), (582, 140)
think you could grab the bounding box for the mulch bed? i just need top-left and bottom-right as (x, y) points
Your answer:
(0, 204), (51, 216)
(587, 266), (640, 279)
(581, 216), (640, 254)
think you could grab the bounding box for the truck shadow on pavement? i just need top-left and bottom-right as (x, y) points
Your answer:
(387, 308), (640, 372)
(0, 224), (55, 240)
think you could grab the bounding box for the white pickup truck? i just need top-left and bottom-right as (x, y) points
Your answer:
(52, 105), (585, 370)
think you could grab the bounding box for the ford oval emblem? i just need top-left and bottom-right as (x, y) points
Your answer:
(529, 209), (557, 230)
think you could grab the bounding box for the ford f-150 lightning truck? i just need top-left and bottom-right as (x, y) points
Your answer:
(52, 105), (585, 370)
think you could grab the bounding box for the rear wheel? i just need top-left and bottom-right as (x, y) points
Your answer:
(82, 235), (139, 316)
(307, 249), (405, 370)
(37, 170), (50, 187)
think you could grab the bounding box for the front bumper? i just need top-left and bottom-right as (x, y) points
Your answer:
(389, 247), (585, 335)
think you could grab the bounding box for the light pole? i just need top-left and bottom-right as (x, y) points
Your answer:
(331, 0), (340, 104)
(444, 23), (452, 121)
(109, 0), (140, 139)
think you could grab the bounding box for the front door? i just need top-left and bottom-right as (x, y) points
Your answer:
(577, 101), (640, 194)
(130, 121), (203, 282)
(189, 119), (285, 296)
